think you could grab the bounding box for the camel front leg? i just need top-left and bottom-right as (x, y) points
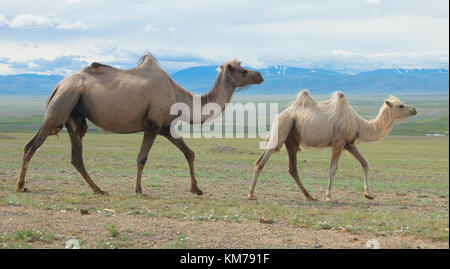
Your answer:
(345, 144), (374, 200)
(248, 149), (275, 200)
(135, 122), (160, 195)
(326, 145), (344, 202)
(160, 130), (203, 195)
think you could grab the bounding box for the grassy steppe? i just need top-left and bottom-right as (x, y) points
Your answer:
(0, 133), (448, 248)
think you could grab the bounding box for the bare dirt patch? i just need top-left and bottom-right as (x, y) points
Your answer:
(0, 205), (446, 249)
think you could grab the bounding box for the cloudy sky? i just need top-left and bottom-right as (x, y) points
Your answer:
(0, 0), (448, 75)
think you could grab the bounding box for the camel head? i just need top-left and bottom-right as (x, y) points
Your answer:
(384, 96), (418, 120)
(220, 60), (264, 87)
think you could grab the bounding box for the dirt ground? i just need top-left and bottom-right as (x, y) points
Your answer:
(0, 205), (447, 249)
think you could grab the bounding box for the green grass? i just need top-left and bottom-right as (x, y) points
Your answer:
(0, 229), (58, 248)
(1, 94), (448, 135)
(104, 224), (120, 237)
(0, 94), (448, 248)
(168, 235), (194, 249)
(390, 115), (449, 135)
(0, 133), (448, 245)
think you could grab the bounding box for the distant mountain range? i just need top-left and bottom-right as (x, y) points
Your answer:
(0, 66), (448, 95)
(172, 66), (449, 95)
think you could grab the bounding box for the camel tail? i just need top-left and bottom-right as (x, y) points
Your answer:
(42, 82), (82, 137)
(262, 113), (296, 152)
(46, 85), (60, 108)
(44, 84), (64, 137)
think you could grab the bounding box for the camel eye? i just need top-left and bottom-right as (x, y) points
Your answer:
(399, 105), (404, 108)
(242, 70), (248, 75)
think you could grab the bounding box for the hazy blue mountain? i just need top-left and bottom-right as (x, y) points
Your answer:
(0, 67), (448, 96)
(0, 74), (64, 95)
(172, 66), (449, 95)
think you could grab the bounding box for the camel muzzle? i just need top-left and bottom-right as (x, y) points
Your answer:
(255, 72), (264, 84)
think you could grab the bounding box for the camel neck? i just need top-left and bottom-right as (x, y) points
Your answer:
(358, 105), (395, 142)
(202, 71), (235, 108)
(178, 71), (235, 124)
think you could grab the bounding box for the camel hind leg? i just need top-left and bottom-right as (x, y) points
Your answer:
(248, 148), (275, 200)
(16, 129), (51, 192)
(16, 82), (82, 193)
(285, 135), (315, 201)
(66, 114), (106, 194)
(248, 115), (296, 200)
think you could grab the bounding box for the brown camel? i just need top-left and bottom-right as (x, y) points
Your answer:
(16, 54), (263, 195)
(248, 90), (417, 202)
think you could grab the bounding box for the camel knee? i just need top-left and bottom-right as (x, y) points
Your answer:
(24, 140), (35, 155)
(254, 162), (265, 171)
(184, 149), (194, 162)
(288, 168), (297, 177)
(329, 166), (338, 177)
(22, 131), (49, 160)
(71, 154), (83, 169)
(137, 156), (148, 169)
(362, 159), (370, 171)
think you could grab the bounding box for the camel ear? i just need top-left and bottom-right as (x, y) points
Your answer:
(226, 64), (234, 72)
(219, 64), (225, 71)
(385, 100), (393, 108)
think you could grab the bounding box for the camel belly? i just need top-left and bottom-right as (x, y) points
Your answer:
(297, 120), (334, 148)
(300, 135), (332, 148)
(76, 92), (149, 133)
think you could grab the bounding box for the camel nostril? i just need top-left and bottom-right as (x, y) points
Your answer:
(256, 73), (264, 84)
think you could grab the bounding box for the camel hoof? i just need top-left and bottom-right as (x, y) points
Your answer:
(15, 187), (29, 193)
(325, 197), (338, 203)
(94, 189), (108, 195)
(364, 193), (375, 200)
(190, 187), (203, 196)
(306, 196), (317, 201)
(248, 194), (257, 200)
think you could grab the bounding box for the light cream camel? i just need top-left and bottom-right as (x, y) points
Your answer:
(16, 54), (263, 195)
(248, 90), (417, 202)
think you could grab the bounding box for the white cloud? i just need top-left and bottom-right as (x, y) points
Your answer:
(0, 63), (16, 75)
(142, 24), (159, 32)
(56, 20), (89, 30)
(332, 50), (357, 57)
(0, 14), (9, 26)
(27, 62), (40, 70)
(9, 14), (53, 28)
(7, 13), (90, 30)
(0, 1), (448, 74)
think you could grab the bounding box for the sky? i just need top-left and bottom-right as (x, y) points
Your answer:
(0, 0), (448, 75)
